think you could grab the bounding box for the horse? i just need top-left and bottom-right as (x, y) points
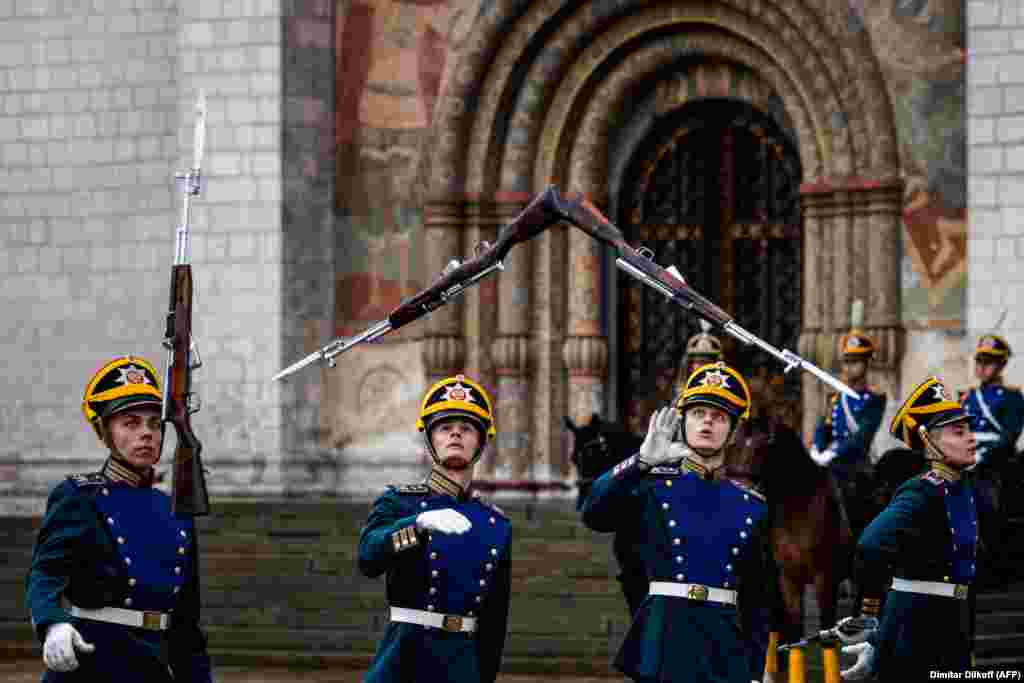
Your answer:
(564, 413), (647, 615)
(732, 416), (854, 643)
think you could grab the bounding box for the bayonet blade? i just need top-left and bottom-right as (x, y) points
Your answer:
(192, 90), (207, 173)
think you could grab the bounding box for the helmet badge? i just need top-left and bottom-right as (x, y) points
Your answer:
(701, 369), (729, 388)
(441, 381), (475, 404)
(931, 383), (949, 401)
(117, 365), (152, 386)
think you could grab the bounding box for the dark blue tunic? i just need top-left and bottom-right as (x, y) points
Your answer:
(25, 472), (212, 682)
(856, 469), (977, 681)
(812, 389), (886, 478)
(358, 484), (512, 683)
(582, 455), (782, 683)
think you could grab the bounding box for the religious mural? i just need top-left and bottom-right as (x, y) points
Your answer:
(853, 0), (965, 327)
(327, 0), (482, 454)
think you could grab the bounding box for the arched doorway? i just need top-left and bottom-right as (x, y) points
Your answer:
(616, 98), (803, 434)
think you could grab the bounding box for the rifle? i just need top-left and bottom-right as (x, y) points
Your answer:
(162, 91), (210, 517)
(778, 616), (878, 652)
(272, 187), (565, 381)
(550, 189), (860, 399)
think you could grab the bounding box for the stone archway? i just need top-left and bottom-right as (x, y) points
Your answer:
(421, 0), (904, 487)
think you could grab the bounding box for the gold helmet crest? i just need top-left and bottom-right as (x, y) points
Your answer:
(676, 361), (751, 421)
(889, 377), (969, 451)
(82, 356), (162, 443)
(417, 374), (496, 441)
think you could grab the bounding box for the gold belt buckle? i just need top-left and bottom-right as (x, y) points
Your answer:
(141, 611), (164, 631)
(441, 614), (463, 632)
(687, 584), (709, 601)
(953, 584), (969, 600)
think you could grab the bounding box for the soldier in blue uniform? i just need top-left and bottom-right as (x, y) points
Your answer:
(958, 334), (1024, 585)
(25, 356), (213, 682)
(809, 328), (886, 524)
(359, 374), (511, 683)
(836, 377), (978, 681)
(583, 361), (783, 683)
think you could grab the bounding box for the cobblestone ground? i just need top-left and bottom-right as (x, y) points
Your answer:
(0, 661), (625, 682)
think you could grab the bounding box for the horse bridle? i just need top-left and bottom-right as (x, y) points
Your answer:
(574, 433), (610, 486)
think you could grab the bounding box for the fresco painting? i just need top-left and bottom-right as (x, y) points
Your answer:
(853, 0), (966, 326)
(327, 0), (481, 454)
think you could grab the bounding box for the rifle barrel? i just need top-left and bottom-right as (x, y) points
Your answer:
(272, 319), (391, 382)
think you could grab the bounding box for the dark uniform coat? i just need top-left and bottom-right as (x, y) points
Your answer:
(25, 463), (212, 683)
(812, 389), (886, 478)
(358, 473), (512, 683)
(855, 466), (977, 681)
(959, 381), (1024, 466)
(582, 454), (782, 683)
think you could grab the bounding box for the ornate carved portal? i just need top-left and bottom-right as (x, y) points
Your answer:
(617, 99), (803, 434)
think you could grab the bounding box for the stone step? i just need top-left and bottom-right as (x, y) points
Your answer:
(976, 610), (1024, 635)
(973, 632), (1024, 658)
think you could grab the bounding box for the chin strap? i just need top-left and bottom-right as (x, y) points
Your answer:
(918, 426), (963, 473)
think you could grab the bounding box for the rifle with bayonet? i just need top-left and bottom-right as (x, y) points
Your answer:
(778, 615), (878, 651)
(272, 186), (565, 381)
(549, 189), (861, 399)
(162, 91), (210, 517)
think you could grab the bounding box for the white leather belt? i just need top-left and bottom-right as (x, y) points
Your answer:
(70, 604), (170, 631)
(891, 577), (970, 600)
(390, 606), (477, 633)
(649, 581), (738, 605)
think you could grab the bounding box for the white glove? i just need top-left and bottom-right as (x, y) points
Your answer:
(761, 670), (776, 683)
(840, 642), (875, 680)
(415, 508), (472, 535)
(638, 407), (680, 467)
(43, 622), (95, 672)
(834, 616), (878, 645)
(809, 446), (838, 467)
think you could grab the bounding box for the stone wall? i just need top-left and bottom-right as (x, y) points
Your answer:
(968, 0), (1024, 399)
(0, 0), (293, 514)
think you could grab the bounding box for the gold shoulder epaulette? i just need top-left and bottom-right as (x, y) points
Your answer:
(67, 472), (105, 487)
(729, 479), (767, 502)
(391, 483), (429, 495)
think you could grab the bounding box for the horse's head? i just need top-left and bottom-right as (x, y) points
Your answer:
(730, 416), (818, 497)
(873, 447), (926, 510)
(564, 413), (643, 506)
(565, 413), (613, 479)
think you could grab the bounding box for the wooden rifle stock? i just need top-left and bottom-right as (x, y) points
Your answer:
(388, 186), (562, 329)
(166, 264), (209, 517)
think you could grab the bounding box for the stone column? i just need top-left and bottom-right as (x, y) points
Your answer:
(464, 200), (500, 477)
(799, 195), (827, 439)
(421, 199), (467, 386)
(562, 194), (609, 434)
(489, 197), (534, 480)
(857, 183), (905, 409)
(859, 183), (904, 370)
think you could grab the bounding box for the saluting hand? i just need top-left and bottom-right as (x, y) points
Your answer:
(43, 622), (95, 672)
(638, 407), (681, 467)
(416, 508), (472, 535)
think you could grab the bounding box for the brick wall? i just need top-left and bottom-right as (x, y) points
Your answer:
(0, 0), (297, 513)
(968, 0), (1024, 393)
(0, 0), (181, 513)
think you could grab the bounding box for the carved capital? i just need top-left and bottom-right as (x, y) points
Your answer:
(422, 335), (465, 378)
(562, 335), (608, 378)
(491, 334), (531, 377)
(864, 325), (903, 370)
